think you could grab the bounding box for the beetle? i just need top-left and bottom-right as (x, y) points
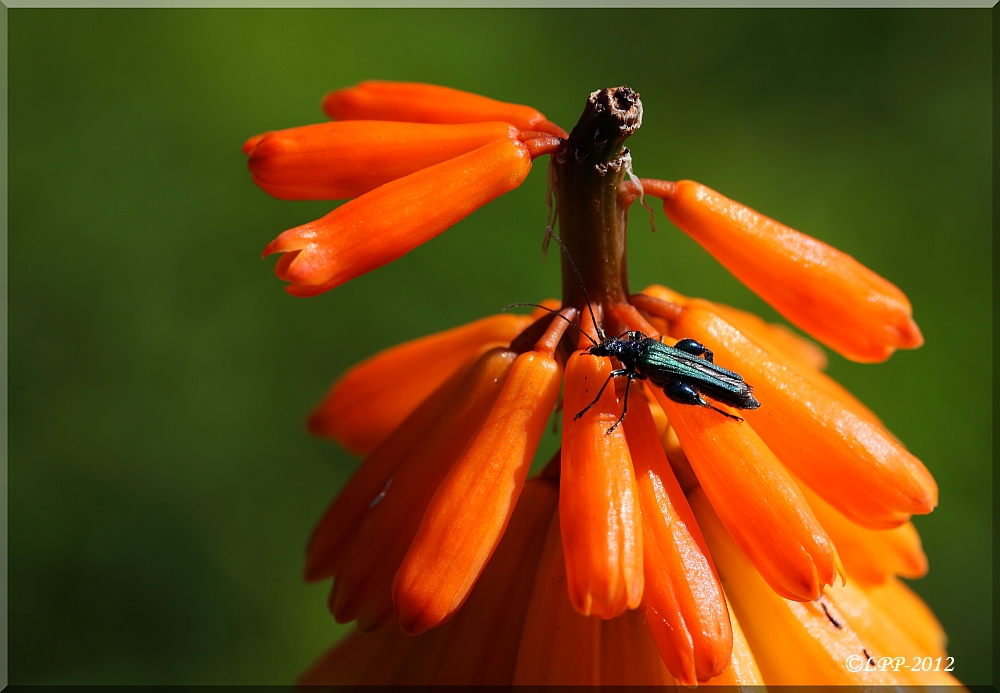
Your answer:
(576, 329), (760, 433)
(509, 231), (760, 434)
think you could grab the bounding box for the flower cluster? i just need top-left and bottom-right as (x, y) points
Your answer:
(244, 81), (956, 686)
(246, 81), (564, 297)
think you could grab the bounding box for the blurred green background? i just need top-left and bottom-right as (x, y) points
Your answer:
(8, 8), (991, 685)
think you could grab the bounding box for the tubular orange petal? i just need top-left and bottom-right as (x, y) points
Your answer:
(863, 577), (948, 659)
(824, 579), (960, 685)
(513, 508), (602, 684)
(624, 394), (732, 684)
(428, 476), (559, 684)
(560, 351), (644, 618)
(530, 297), (562, 318)
(308, 312), (532, 454)
(241, 131), (269, 154)
(638, 283), (689, 309)
(640, 284), (833, 376)
(641, 287), (890, 432)
(654, 180), (922, 362)
(799, 479), (928, 584)
(523, 135), (563, 158)
(652, 387), (838, 602)
(609, 301), (660, 337)
(759, 321), (828, 371)
(263, 137), (532, 295)
(659, 420), (699, 494)
(305, 355), (477, 582)
(702, 600), (765, 687)
(686, 298), (883, 425)
(305, 476), (558, 686)
(600, 607), (677, 685)
(695, 299), (829, 373)
(393, 350), (562, 635)
(506, 305), (570, 355)
(643, 391), (668, 436)
(323, 80), (568, 138)
(690, 488), (905, 685)
(247, 120), (519, 200)
(672, 304), (938, 528)
(532, 306), (577, 356)
(327, 348), (516, 631)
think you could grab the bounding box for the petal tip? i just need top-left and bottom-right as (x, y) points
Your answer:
(898, 316), (925, 349)
(242, 131), (268, 154)
(533, 118), (568, 139)
(305, 406), (332, 437)
(395, 612), (431, 637)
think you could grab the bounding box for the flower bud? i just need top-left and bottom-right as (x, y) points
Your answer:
(690, 488), (900, 685)
(393, 350), (562, 635)
(654, 388), (839, 602)
(560, 352), (643, 618)
(246, 120), (519, 200)
(324, 80), (567, 138)
(309, 312), (531, 455)
(513, 509), (602, 684)
(671, 304), (938, 528)
(264, 138), (532, 296)
(652, 180), (923, 363)
(624, 394), (732, 684)
(323, 348), (515, 631)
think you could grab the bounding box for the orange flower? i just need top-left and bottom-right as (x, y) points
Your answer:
(559, 351), (643, 619)
(689, 487), (954, 685)
(263, 137), (534, 296)
(322, 79), (568, 137)
(642, 179), (923, 363)
(307, 311), (532, 455)
(245, 120), (520, 200)
(303, 472), (946, 686)
(247, 81), (564, 298)
(316, 347), (516, 631)
(666, 303), (937, 529)
(864, 576), (948, 659)
(392, 348), (563, 635)
(246, 82), (954, 686)
(652, 381), (840, 602)
(623, 391), (731, 684)
(301, 473), (559, 685)
(797, 478), (928, 585)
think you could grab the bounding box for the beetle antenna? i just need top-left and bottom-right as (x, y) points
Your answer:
(542, 228), (605, 342)
(503, 303), (599, 347)
(542, 163), (558, 257)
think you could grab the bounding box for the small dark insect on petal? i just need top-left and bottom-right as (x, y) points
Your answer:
(820, 601), (842, 629)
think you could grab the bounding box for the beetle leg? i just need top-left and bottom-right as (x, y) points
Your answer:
(606, 373), (636, 435)
(665, 381), (743, 421)
(574, 368), (630, 421)
(674, 338), (715, 363)
(665, 380), (703, 406)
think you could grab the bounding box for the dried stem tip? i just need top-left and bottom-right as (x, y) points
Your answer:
(565, 86), (643, 163)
